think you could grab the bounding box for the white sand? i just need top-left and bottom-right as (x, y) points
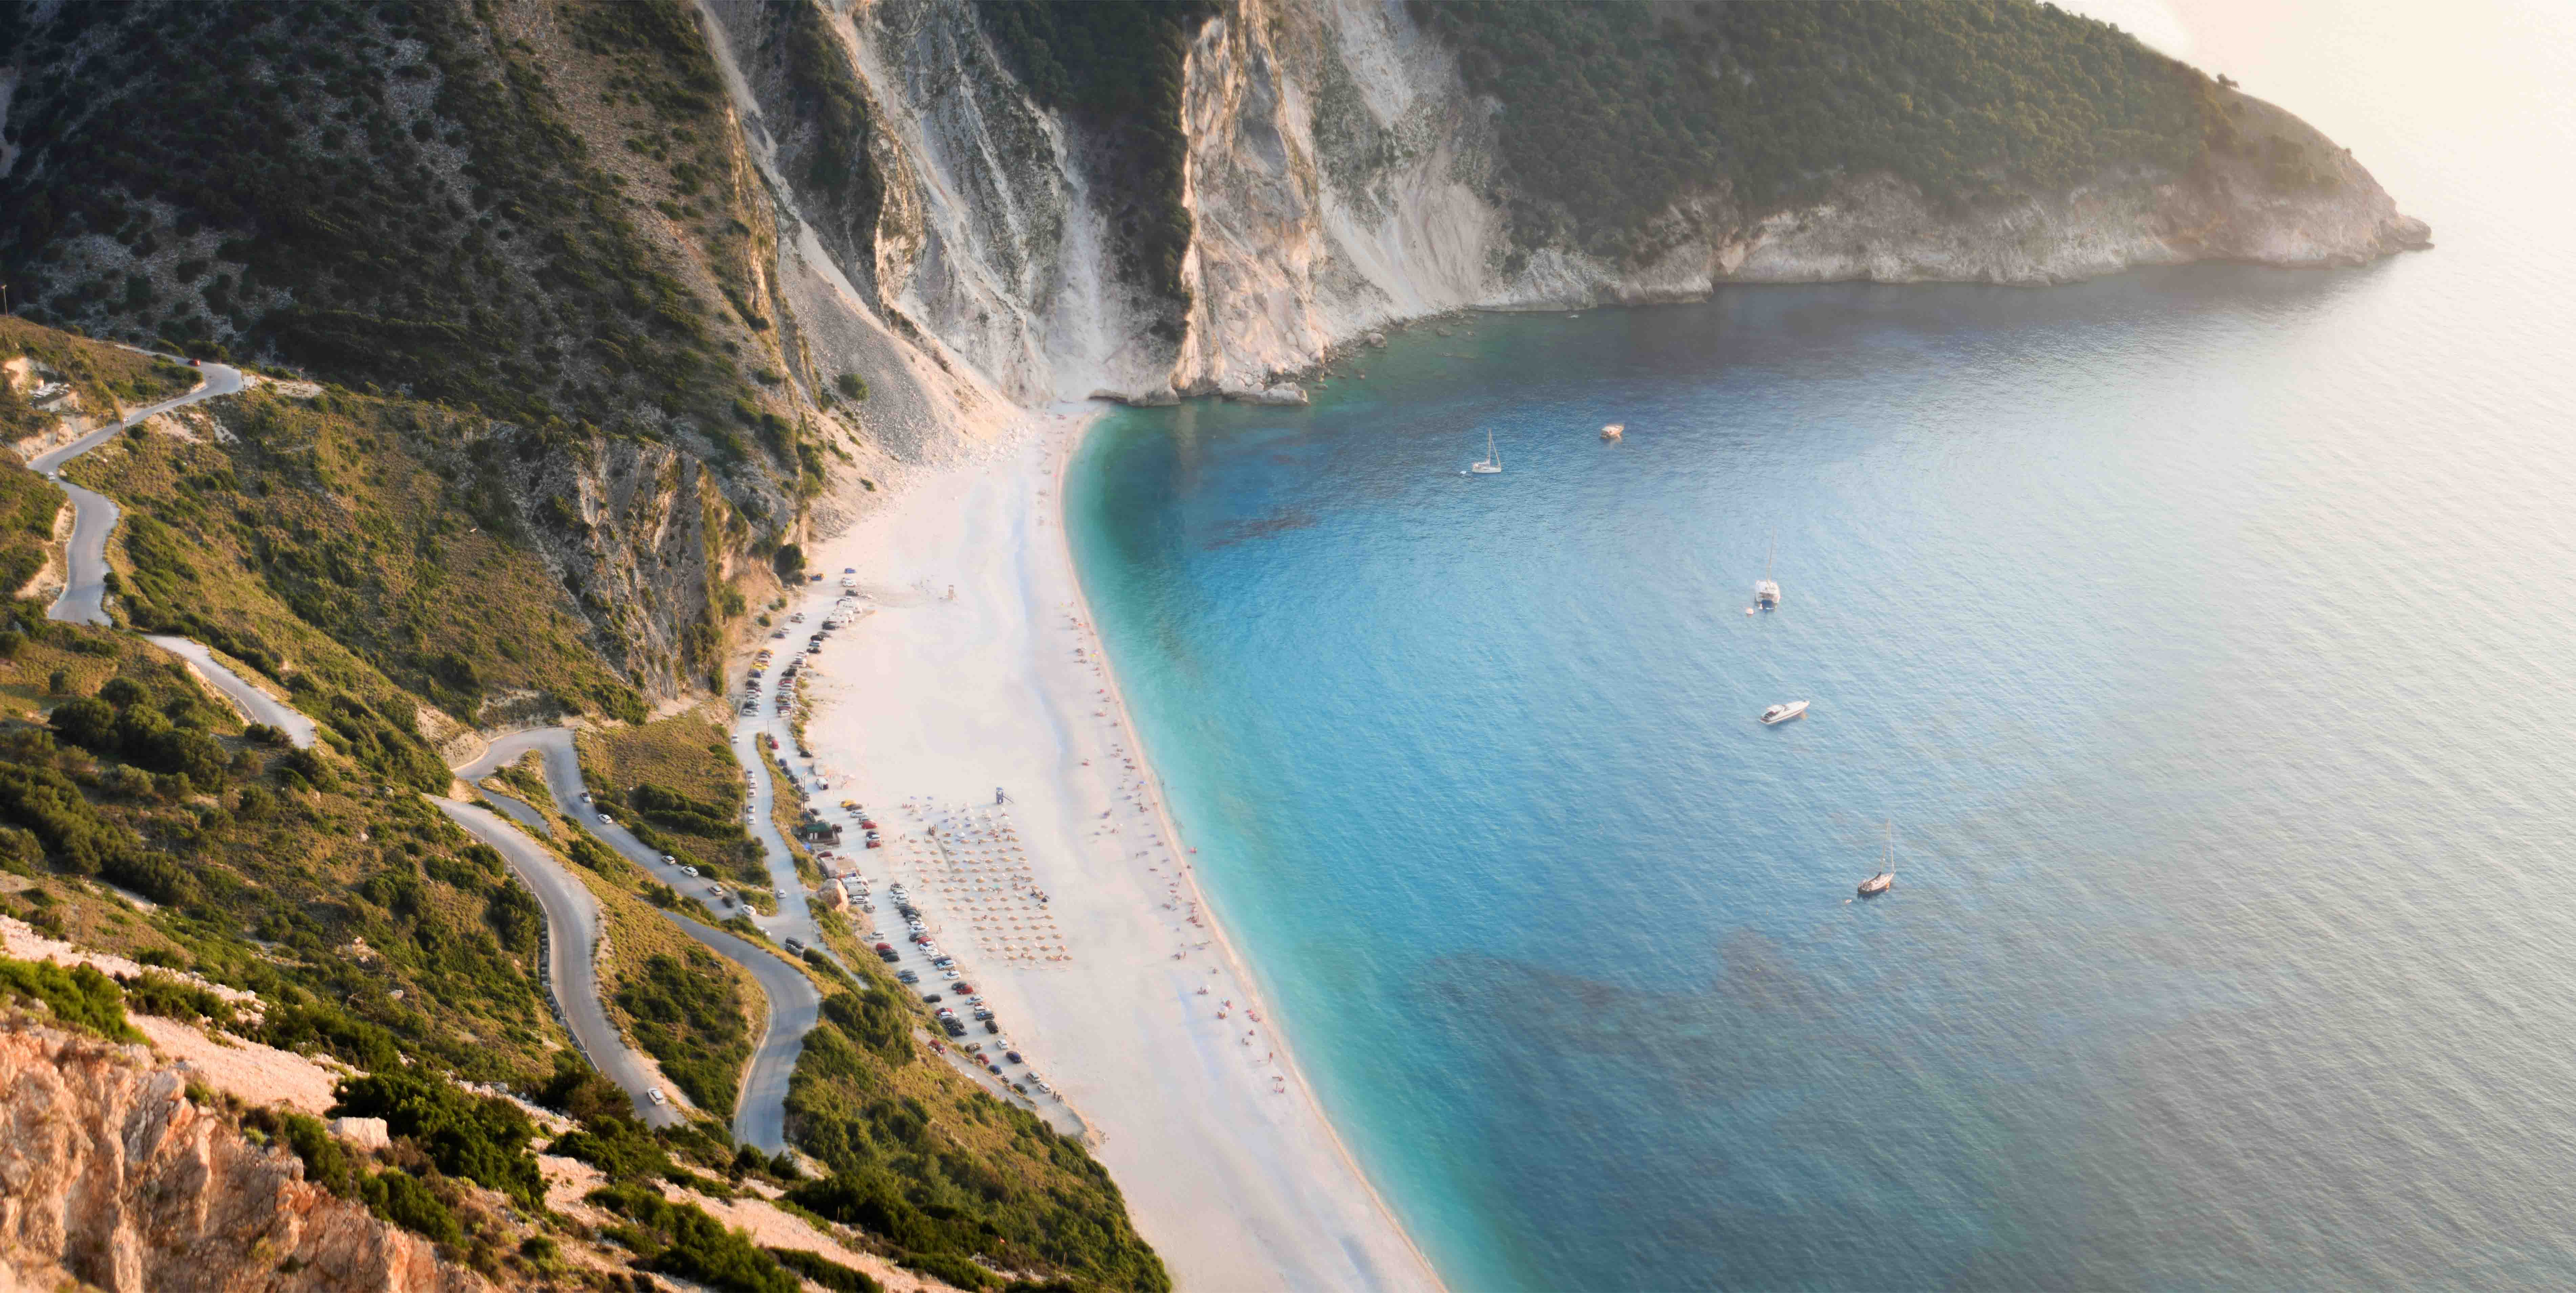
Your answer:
(796, 410), (1440, 1293)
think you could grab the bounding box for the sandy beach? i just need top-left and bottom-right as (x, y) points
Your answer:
(795, 409), (1441, 1293)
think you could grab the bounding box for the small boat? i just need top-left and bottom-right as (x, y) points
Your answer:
(1600, 423), (1624, 441)
(1760, 700), (1808, 725)
(1754, 534), (1780, 610)
(1858, 821), (1895, 897)
(1467, 430), (1503, 475)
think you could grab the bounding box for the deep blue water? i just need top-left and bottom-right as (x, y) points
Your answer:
(1066, 5), (2576, 1287)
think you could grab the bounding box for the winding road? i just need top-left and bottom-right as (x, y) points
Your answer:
(23, 352), (821, 1151)
(665, 913), (816, 1152)
(142, 634), (317, 747)
(456, 726), (819, 1152)
(29, 358), (244, 627)
(432, 796), (683, 1129)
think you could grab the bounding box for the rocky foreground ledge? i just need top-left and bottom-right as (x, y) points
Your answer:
(0, 1018), (484, 1293)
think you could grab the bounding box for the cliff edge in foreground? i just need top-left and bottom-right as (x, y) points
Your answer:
(0, 1019), (485, 1293)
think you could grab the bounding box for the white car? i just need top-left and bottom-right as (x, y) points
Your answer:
(682, 865), (699, 878)
(646, 1089), (666, 1106)
(597, 814), (612, 825)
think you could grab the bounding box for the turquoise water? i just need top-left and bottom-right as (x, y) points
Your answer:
(1067, 4), (2576, 1288)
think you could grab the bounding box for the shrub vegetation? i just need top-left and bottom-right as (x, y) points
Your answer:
(1412, 0), (2227, 259)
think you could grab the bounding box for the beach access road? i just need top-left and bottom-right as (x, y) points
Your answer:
(477, 787), (554, 838)
(31, 358), (243, 627)
(663, 912), (818, 1153)
(460, 727), (811, 934)
(431, 796), (681, 1129)
(732, 708), (820, 950)
(456, 725), (819, 1153)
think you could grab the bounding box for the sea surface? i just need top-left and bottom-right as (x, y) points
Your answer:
(1065, 1), (2576, 1287)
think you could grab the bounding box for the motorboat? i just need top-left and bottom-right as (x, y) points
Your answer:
(1858, 822), (1896, 897)
(1467, 430), (1503, 475)
(1760, 701), (1809, 725)
(1601, 423), (1624, 441)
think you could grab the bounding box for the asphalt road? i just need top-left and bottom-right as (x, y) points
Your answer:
(432, 796), (681, 1129)
(457, 725), (819, 1151)
(31, 358), (243, 627)
(476, 787), (553, 838)
(732, 708), (821, 948)
(143, 634), (317, 748)
(666, 912), (818, 1152)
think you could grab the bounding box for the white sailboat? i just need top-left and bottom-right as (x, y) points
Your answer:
(1754, 534), (1780, 610)
(1468, 430), (1503, 475)
(1858, 822), (1894, 897)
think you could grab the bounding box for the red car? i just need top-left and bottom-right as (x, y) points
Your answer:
(951, 983), (975, 995)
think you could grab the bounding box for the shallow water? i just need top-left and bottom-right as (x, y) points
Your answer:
(1067, 2), (2576, 1287)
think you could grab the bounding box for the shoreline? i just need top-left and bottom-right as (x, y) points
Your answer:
(1041, 410), (1448, 1293)
(797, 407), (1442, 1292)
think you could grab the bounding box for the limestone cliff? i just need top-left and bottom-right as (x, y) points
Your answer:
(702, 0), (2426, 428)
(0, 1020), (485, 1293)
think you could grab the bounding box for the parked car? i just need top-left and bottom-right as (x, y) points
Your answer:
(923, 995), (943, 1005)
(951, 983), (975, 995)
(896, 970), (919, 984)
(1004, 1051), (1023, 1065)
(984, 1020), (1000, 1035)
(784, 937), (806, 955)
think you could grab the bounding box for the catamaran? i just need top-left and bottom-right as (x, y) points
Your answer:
(1858, 822), (1894, 897)
(1468, 431), (1502, 474)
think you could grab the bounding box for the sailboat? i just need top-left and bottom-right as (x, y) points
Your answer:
(1753, 534), (1780, 610)
(1467, 431), (1503, 475)
(1858, 822), (1894, 897)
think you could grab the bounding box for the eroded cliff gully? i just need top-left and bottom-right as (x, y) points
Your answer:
(699, 0), (2427, 429)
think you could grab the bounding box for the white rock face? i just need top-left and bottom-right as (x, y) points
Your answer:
(700, 0), (2428, 438)
(327, 1115), (391, 1151)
